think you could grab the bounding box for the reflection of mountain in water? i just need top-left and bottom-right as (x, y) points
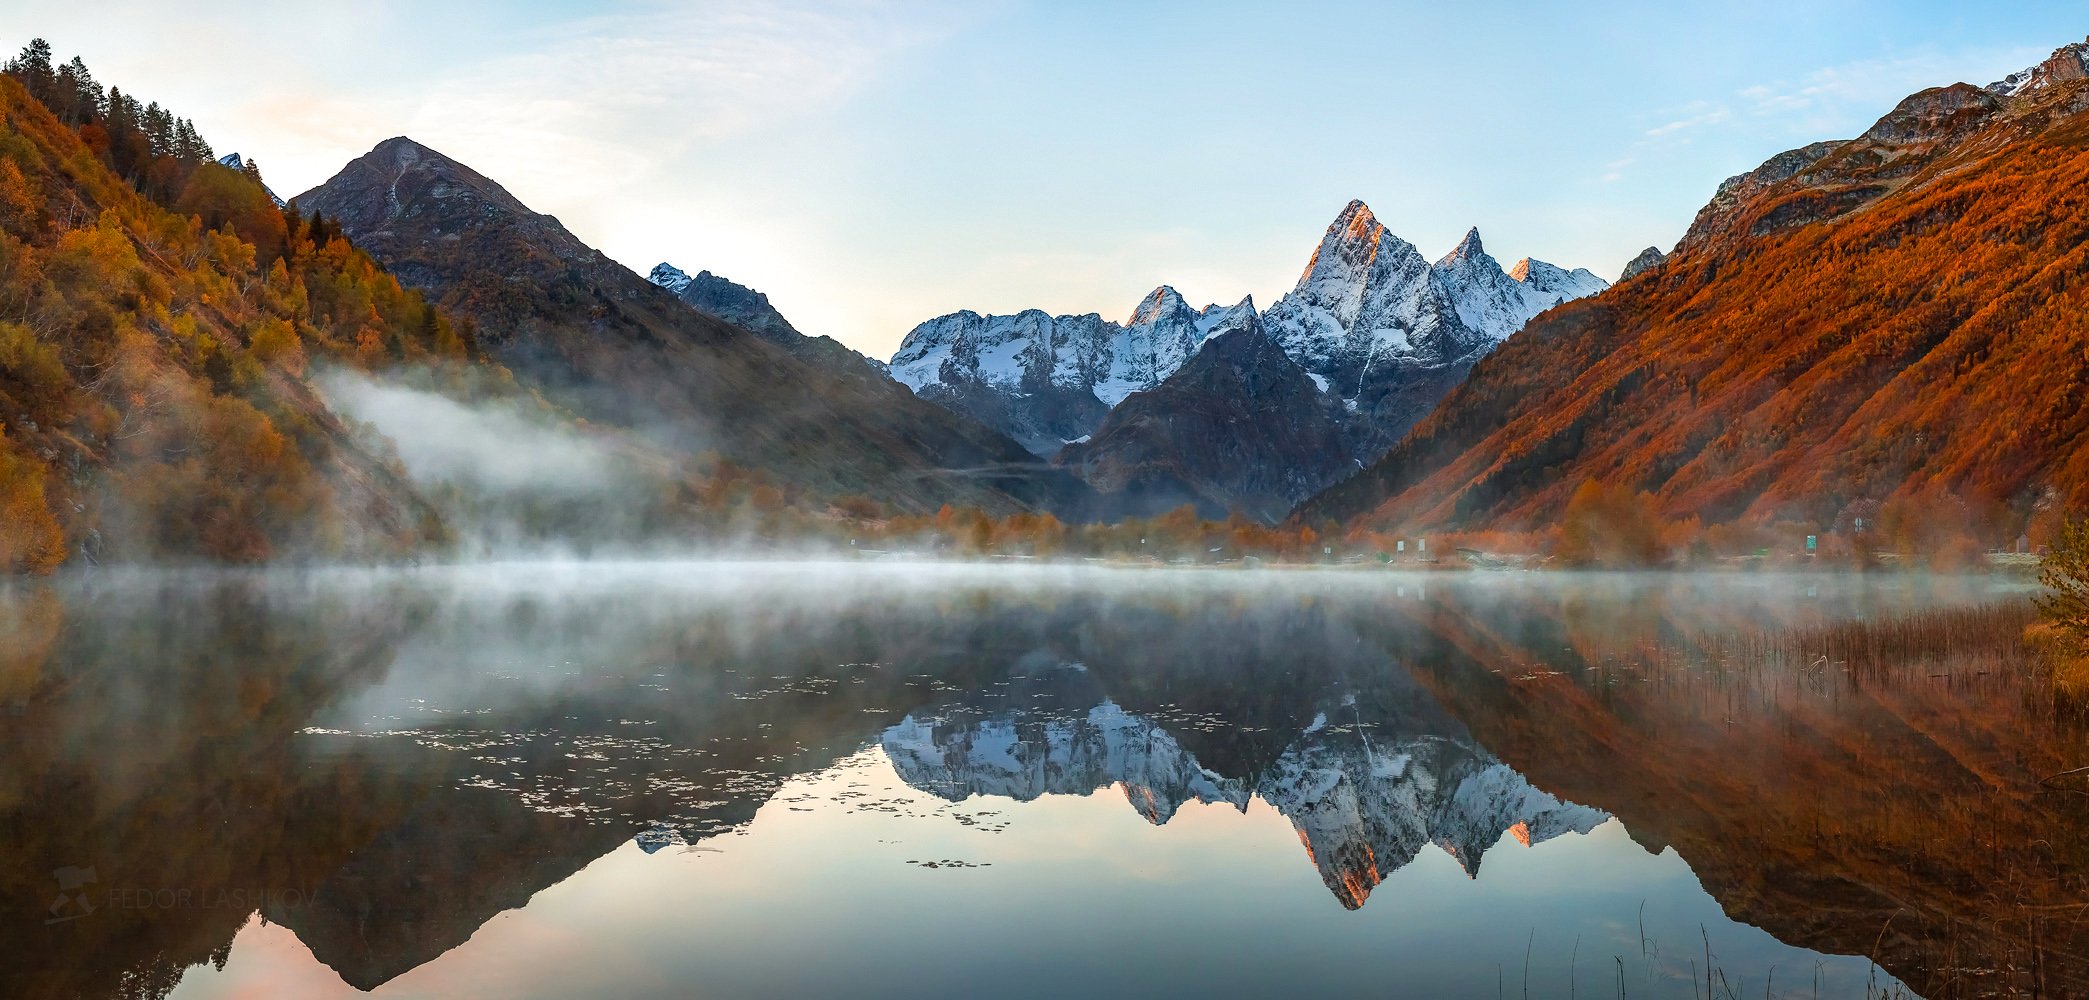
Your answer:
(9, 570), (2043, 999)
(1258, 715), (1604, 908)
(882, 665), (1605, 909)
(885, 700), (1250, 824)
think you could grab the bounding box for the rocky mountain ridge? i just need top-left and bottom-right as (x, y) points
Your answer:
(889, 203), (1608, 517)
(1300, 38), (2089, 533)
(892, 203), (1607, 467)
(888, 286), (1251, 456)
(295, 137), (1099, 518)
(645, 261), (891, 381)
(1989, 35), (2089, 96)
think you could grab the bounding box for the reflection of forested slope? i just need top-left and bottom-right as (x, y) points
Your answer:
(267, 595), (1040, 991)
(0, 582), (439, 999)
(4, 580), (1578, 992)
(0, 581), (1010, 996)
(1, 573), (2071, 997)
(1373, 581), (2089, 997)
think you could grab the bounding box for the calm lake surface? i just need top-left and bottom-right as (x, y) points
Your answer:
(1, 563), (2081, 999)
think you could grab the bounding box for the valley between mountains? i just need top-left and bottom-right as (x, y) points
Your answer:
(5, 36), (2089, 568)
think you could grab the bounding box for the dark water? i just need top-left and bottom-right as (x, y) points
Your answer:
(0, 563), (2080, 999)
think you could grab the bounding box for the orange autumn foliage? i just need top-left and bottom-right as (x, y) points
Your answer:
(1311, 80), (2089, 539)
(0, 427), (63, 573)
(0, 66), (469, 569)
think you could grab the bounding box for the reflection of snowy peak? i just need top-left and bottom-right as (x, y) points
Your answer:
(883, 701), (1248, 824)
(883, 691), (1605, 908)
(1258, 724), (1605, 908)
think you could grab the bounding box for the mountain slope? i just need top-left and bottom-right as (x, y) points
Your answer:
(0, 69), (453, 571)
(1304, 46), (2089, 534)
(295, 138), (1094, 517)
(645, 261), (889, 381)
(1053, 306), (1353, 521)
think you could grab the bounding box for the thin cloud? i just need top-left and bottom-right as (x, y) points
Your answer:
(1644, 107), (1731, 138)
(1736, 44), (2051, 134)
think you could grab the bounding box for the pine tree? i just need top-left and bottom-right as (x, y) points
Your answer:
(182, 119), (212, 162)
(142, 101), (172, 157)
(53, 55), (101, 125)
(3, 39), (55, 105)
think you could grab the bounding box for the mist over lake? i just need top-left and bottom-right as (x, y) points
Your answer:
(1, 564), (2077, 998)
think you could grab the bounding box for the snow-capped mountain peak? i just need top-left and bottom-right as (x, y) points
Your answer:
(888, 198), (1608, 465)
(1330, 198), (1379, 241)
(1427, 226), (1530, 343)
(887, 284), (1239, 454)
(1253, 202), (1610, 456)
(1127, 285), (1194, 327)
(1438, 226), (1489, 266)
(1509, 258), (1610, 306)
(647, 262), (695, 295)
(1989, 36), (2089, 97)
(1196, 295), (1257, 337)
(1200, 300), (1263, 343)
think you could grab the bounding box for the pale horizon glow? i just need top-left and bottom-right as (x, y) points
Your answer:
(2, 2), (2080, 358)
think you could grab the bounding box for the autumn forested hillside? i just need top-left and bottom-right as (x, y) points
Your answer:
(0, 43), (467, 571)
(1304, 67), (2089, 548)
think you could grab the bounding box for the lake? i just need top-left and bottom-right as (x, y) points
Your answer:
(0, 563), (2079, 999)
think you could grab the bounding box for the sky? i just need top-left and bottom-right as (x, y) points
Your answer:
(3, 2), (2083, 357)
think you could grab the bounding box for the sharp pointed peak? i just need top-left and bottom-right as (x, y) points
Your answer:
(1328, 198), (1380, 233)
(1433, 227), (1492, 269)
(1127, 284), (1191, 326)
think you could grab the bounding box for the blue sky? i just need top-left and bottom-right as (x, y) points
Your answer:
(4, 2), (2083, 355)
